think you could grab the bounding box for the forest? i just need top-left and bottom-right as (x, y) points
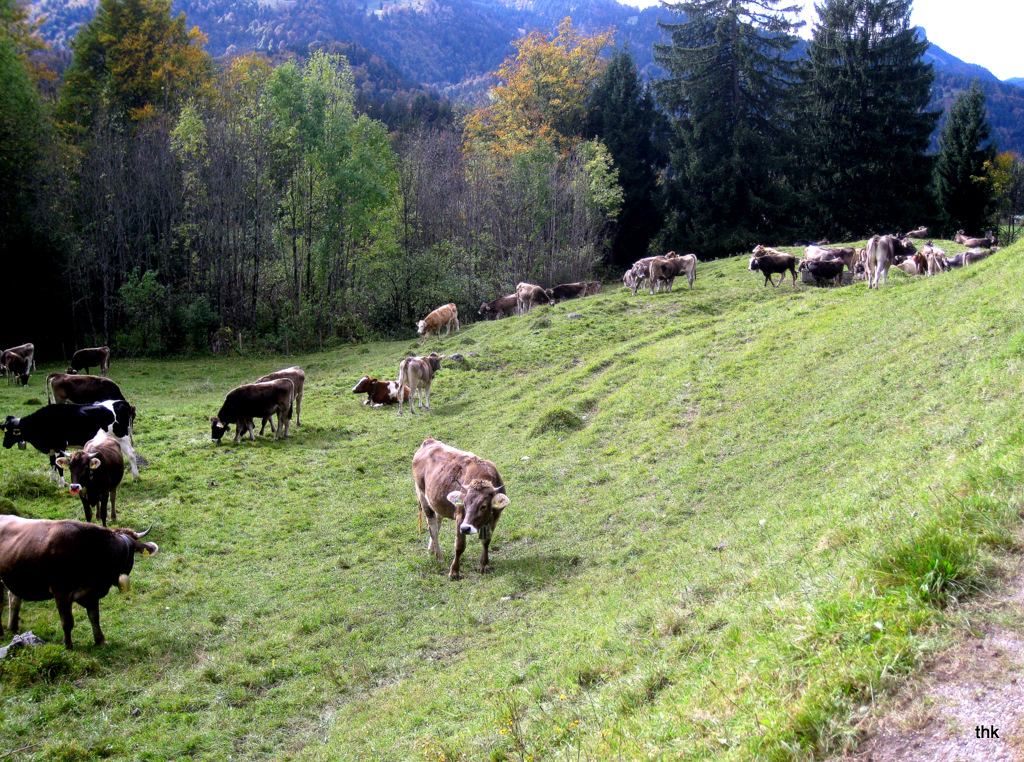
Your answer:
(1, 0), (1022, 357)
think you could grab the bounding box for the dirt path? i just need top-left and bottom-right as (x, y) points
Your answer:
(833, 562), (1024, 761)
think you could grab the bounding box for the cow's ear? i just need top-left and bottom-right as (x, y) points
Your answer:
(493, 494), (511, 511)
(89, 457), (102, 470)
(55, 456), (69, 468)
(446, 490), (464, 507)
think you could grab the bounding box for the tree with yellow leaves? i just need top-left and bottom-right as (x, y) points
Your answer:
(464, 17), (613, 157)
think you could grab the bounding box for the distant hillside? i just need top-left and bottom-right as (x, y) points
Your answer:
(26, 0), (1024, 153)
(1007, 77), (1024, 89)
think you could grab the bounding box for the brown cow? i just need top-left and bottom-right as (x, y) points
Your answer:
(47, 373), (127, 406)
(412, 437), (510, 580)
(3, 351), (30, 386)
(1, 343), (34, 380)
(68, 346), (110, 377)
(798, 257), (845, 287)
(515, 282), (552, 314)
(397, 352), (443, 414)
(211, 378), (294, 443)
(905, 226), (929, 239)
(256, 366), (305, 427)
(351, 376), (411, 406)
(649, 253), (697, 293)
(865, 235), (915, 289)
(416, 304), (460, 339)
(0, 516), (157, 649)
(55, 431), (125, 526)
(954, 230), (995, 249)
(964, 247), (998, 266)
(478, 294), (518, 319)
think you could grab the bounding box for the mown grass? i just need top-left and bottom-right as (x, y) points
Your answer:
(1, 237), (1022, 760)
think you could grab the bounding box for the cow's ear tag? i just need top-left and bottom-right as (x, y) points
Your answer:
(143, 549), (150, 557)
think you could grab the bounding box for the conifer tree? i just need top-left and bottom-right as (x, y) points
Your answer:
(655, 0), (802, 255)
(934, 82), (996, 236)
(586, 48), (664, 267)
(799, 0), (938, 237)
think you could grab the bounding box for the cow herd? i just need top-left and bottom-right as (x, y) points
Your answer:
(0, 233), (1006, 649)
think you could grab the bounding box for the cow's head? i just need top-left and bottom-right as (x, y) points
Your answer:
(55, 450), (102, 496)
(477, 303), (491, 315)
(748, 256), (759, 271)
(351, 376), (374, 394)
(1, 416), (25, 450)
(65, 367), (78, 374)
(210, 416), (229, 442)
(447, 478), (510, 540)
(111, 526), (160, 590)
(415, 320), (428, 336)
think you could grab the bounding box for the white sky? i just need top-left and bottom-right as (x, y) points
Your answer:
(617, 0), (1024, 81)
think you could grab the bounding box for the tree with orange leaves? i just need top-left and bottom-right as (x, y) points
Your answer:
(464, 17), (613, 157)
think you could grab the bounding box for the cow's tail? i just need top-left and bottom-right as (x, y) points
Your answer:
(46, 373), (55, 404)
(397, 360), (408, 412)
(418, 504), (424, 533)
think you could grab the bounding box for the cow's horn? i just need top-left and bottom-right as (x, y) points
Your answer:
(454, 477), (465, 488)
(136, 524), (153, 538)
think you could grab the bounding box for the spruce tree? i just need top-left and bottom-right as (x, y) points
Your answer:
(586, 49), (665, 268)
(934, 82), (996, 236)
(654, 0), (802, 256)
(799, 0), (938, 237)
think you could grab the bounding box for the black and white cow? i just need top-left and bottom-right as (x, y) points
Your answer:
(1, 401), (138, 485)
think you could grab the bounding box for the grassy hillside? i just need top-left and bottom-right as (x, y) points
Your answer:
(2, 239), (1023, 760)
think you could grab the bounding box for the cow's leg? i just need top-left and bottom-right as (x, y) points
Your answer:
(117, 436), (139, 479)
(423, 506), (444, 563)
(450, 529), (466, 580)
(98, 495), (109, 527)
(7, 591), (21, 633)
(84, 600), (106, 646)
(81, 495), (93, 524)
(54, 594), (76, 649)
(258, 416), (272, 436)
(422, 381), (431, 411)
(0, 583), (5, 637)
(109, 488), (117, 524)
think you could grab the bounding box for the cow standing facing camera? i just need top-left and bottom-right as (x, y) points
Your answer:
(412, 437), (510, 580)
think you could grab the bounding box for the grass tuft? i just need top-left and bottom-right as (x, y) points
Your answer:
(530, 407), (584, 436)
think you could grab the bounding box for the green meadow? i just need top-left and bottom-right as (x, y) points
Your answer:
(2, 238), (1023, 760)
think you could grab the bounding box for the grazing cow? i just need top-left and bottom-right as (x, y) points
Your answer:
(478, 294), (518, 320)
(954, 230), (995, 249)
(256, 366), (305, 428)
(649, 253), (697, 293)
(55, 431), (125, 526)
(515, 283), (552, 314)
(749, 246), (798, 287)
(351, 376), (411, 406)
(416, 303), (460, 339)
(1, 343), (35, 380)
(545, 282), (588, 303)
(67, 346), (110, 377)
(3, 351), (30, 386)
(905, 226), (929, 239)
(210, 379), (294, 444)
(798, 257), (845, 287)
(0, 516), (157, 649)
(815, 246), (858, 273)
(627, 255), (672, 296)
(964, 247), (997, 266)
(412, 437), (510, 580)
(397, 352), (443, 414)
(921, 243), (948, 276)
(47, 373), (127, 406)
(585, 281), (602, 296)
(1, 401), (138, 484)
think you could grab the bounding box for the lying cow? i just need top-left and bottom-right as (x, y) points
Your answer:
(397, 352), (443, 414)
(585, 281), (602, 296)
(67, 346), (110, 377)
(515, 282), (552, 314)
(798, 257), (845, 287)
(55, 431), (125, 526)
(749, 246), (797, 287)
(3, 351), (31, 386)
(351, 375), (411, 406)
(478, 294), (518, 319)
(0, 516), (157, 649)
(2, 400), (138, 484)
(954, 230), (995, 249)
(47, 373), (128, 406)
(256, 366), (306, 428)
(905, 226), (929, 239)
(417, 303), (460, 339)
(965, 247), (998, 266)
(545, 282), (587, 303)
(649, 253), (697, 293)
(894, 259), (922, 276)
(211, 378), (294, 444)
(412, 437), (510, 580)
